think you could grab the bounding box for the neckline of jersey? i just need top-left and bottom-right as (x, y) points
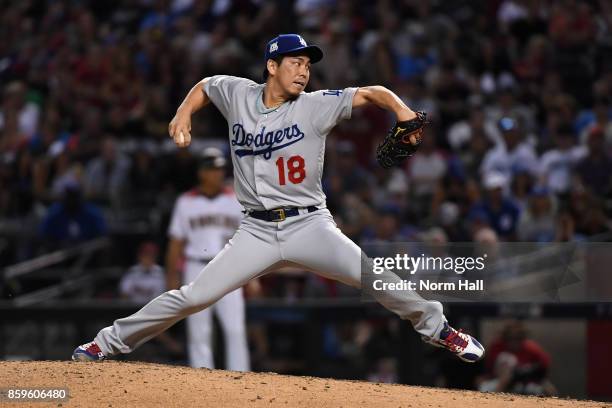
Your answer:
(256, 86), (289, 115)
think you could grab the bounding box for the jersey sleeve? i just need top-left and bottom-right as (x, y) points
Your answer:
(308, 87), (358, 136)
(203, 75), (253, 119)
(168, 198), (188, 240)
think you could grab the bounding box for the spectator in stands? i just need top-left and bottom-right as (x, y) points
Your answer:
(538, 123), (587, 195)
(479, 320), (556, 396)
(396, 31), (436, 81)
(0, 81), (40, 141)
(119, 242), (165, 304)
(362, 205), (417, 246)
(127, 143), (160, 208)
(419, 227), (450, 267)
(3, 147), (36, 217)
(575, 126), (612, 196)
(458, 130), (493, 181)
(480, 117), (538, 184)
(433, 59), (471, 128)
(447, 109), (501, 153)
(369, 166), (409, 212)
(49, 150), (83, 200)
(0, 105), (23, 159)
(400, 79), (438, 123)
(431, 172), (473, 218)
(143, 86), (173, 142)
(510, 169), (536, 211)
(513, 35), (551, 85)
(73, 109), (106, 161)
(329, 140), (373, 196)
(568, 188), (611, 238)
(554, 209), (582, 243)
(579, 204), (611, 238)
(473, 226), (509, 273)
(517, 186), (557, 242)
(39, 182), (107, 247)
(576, 97), (612, 144)
(83, 136), (131, 207)
(406, 127), (447, 205)
(470, 172), (521, 241)
(486, 88), (536, 136)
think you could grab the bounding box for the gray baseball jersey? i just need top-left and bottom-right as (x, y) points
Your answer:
(203, 75), (357, 210)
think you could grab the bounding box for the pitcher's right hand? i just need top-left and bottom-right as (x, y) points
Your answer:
(168, 110), (192, 147)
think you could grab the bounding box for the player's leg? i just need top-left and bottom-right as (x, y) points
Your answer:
(186, 306), (214, 368)
(280, 209), (484, 362)
(214, 286), (250, 371)
(280, 209), (445, 336)
(184, 260), (215, 368)
(79, 218), (281, 359)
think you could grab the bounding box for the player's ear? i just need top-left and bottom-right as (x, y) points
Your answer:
(266, 59), (278, 77)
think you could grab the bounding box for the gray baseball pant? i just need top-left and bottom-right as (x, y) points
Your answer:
(94, 209), (446, 356)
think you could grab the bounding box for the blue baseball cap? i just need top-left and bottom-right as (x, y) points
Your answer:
(264, 34), (323, 64)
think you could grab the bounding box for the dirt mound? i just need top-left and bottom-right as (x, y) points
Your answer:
(0, 361), (608, 407)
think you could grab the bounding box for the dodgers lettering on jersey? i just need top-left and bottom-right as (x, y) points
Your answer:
(168, 189), (243, 259)
(231, 123), (305, 159)
(203, 75), (357, 210)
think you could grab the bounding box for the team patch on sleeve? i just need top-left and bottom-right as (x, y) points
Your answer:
(322, 90), (343, 96)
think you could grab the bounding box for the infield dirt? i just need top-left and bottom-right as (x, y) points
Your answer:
(0, 361), (609, 407)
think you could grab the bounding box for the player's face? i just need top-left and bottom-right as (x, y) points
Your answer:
(198, 168), (225, 191)
(198, 167), (225, 191)
(139, 253), (155, 268)
(276, 55), (311, 97)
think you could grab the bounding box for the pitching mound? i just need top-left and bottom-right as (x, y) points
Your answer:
(0, 361), (608, 407)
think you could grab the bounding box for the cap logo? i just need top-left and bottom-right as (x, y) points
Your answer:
(269, 42), (278, 53)
(298, 36), (307, 47)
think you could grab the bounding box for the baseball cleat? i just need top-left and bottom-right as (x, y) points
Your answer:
(72, 341), (106, 362)
(422, 322), (485, 363)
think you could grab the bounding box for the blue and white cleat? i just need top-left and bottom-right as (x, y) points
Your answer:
(72, 341), (106, 362)
(423, 322), (485, 363)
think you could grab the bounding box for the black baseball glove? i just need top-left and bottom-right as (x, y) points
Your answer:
(376, 111), (429, 168)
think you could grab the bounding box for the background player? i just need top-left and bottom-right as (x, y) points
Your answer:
(166, 147), (250, 370)
(73, 34), (484, 364)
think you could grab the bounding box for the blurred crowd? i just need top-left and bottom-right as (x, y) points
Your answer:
(2, 0), (612, 264)
(2, 0), (608, 390)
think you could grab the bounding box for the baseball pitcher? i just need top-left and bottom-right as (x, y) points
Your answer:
(166, 148), (249, 370)
(73, 34), (484, 364)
